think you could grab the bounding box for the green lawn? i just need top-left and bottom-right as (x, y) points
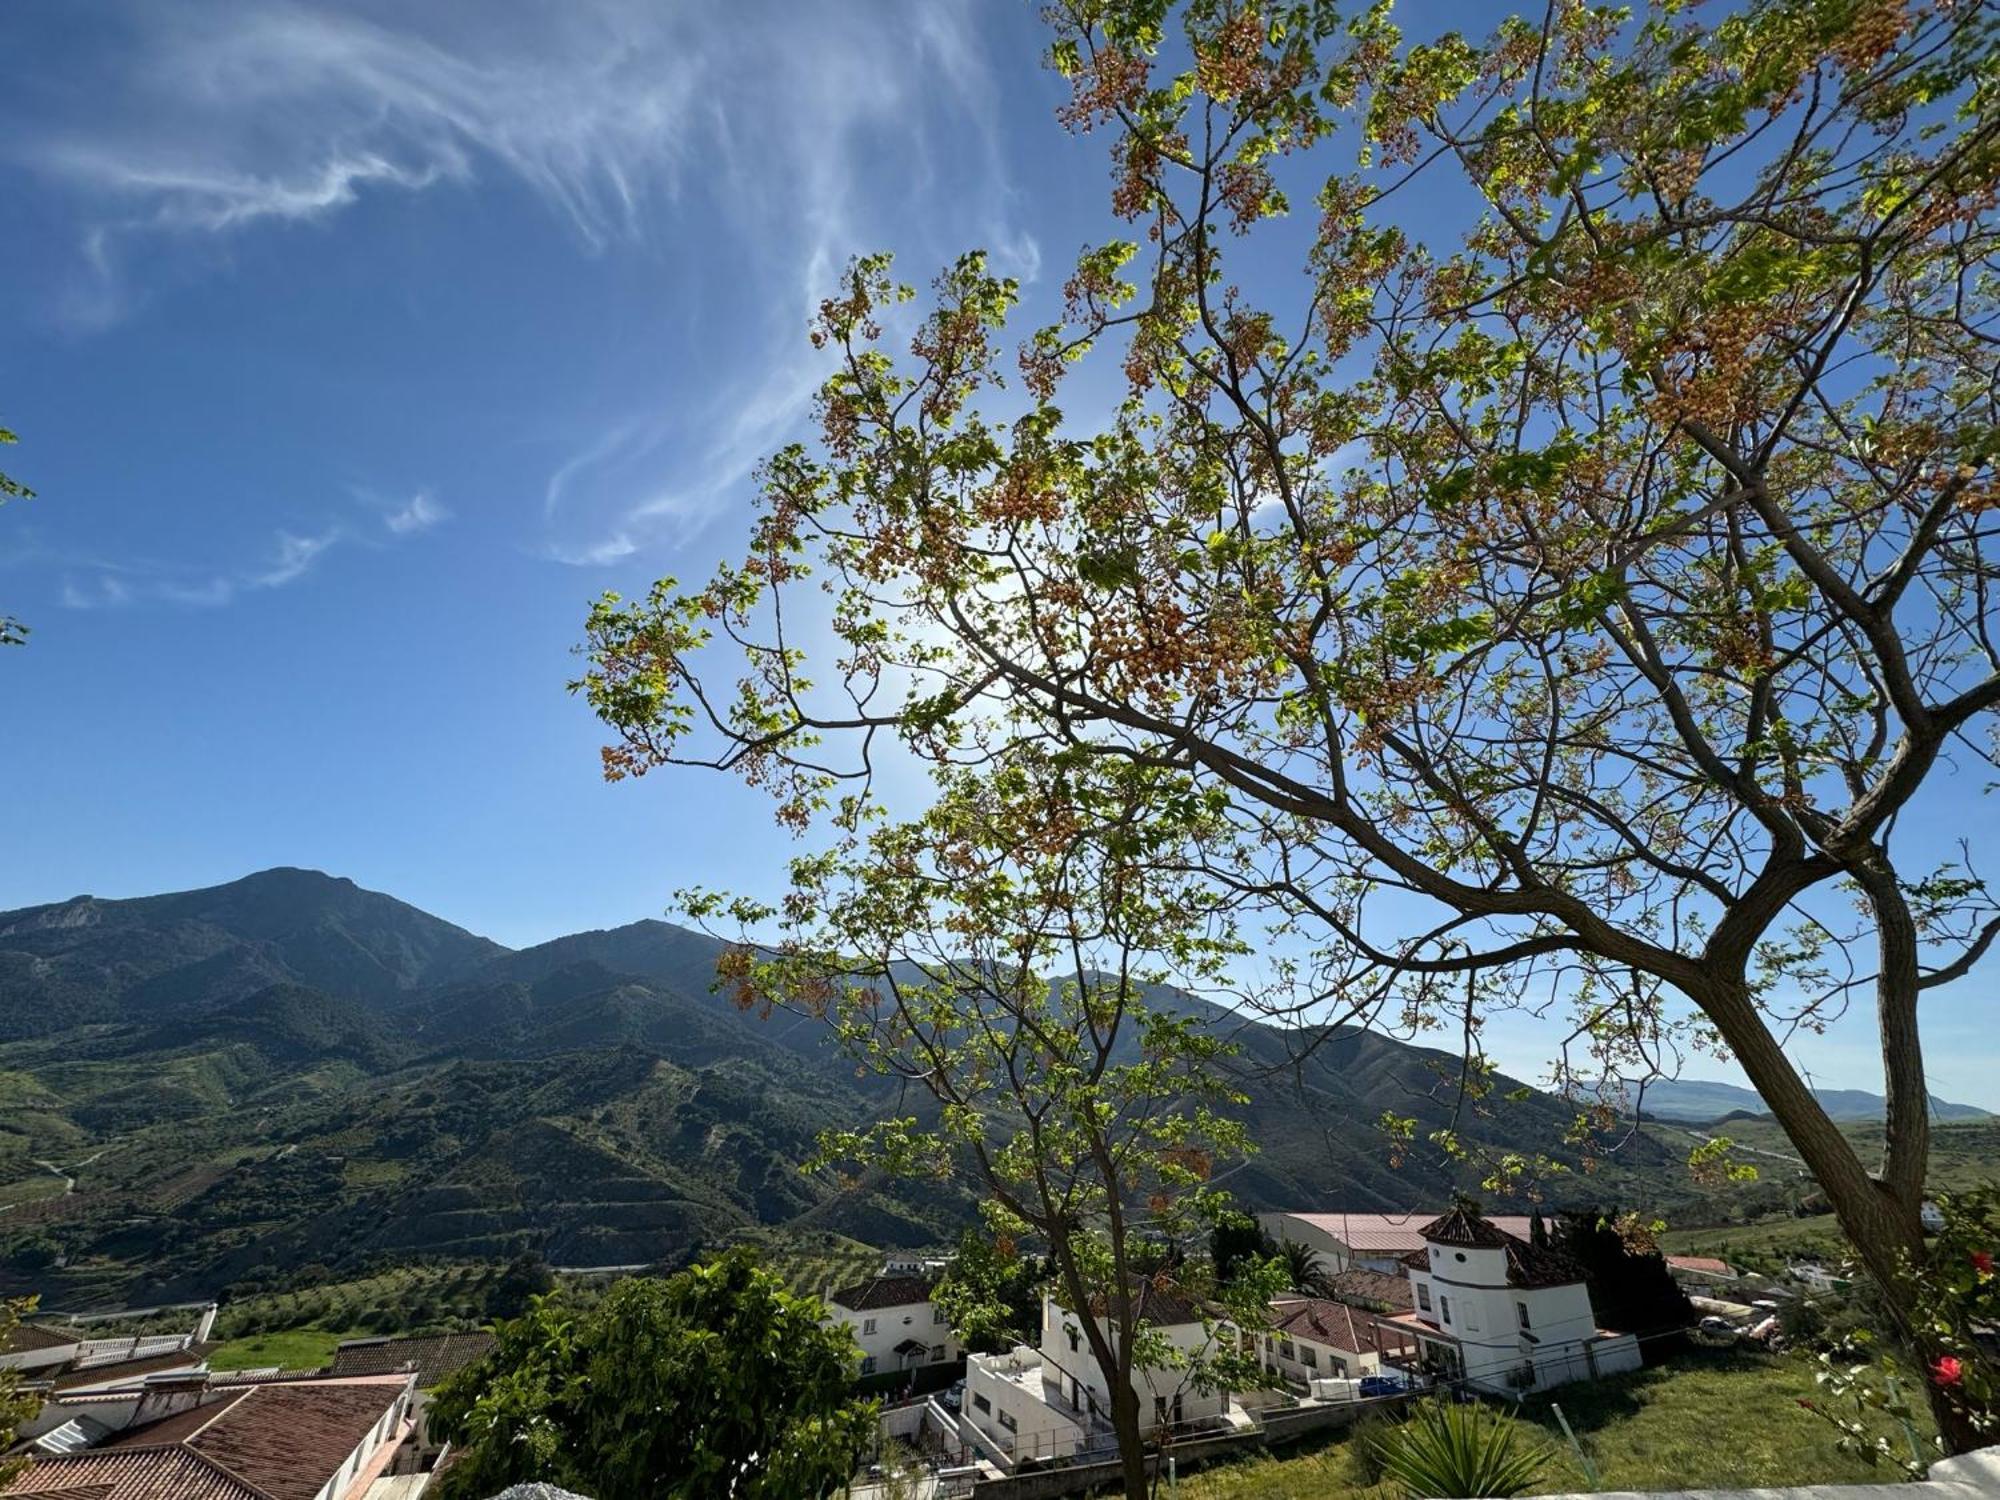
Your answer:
(207, 1326), (359, 1372)
(1660, 1212), (1850, 1272)
(1181, 1353), (1932, 1499)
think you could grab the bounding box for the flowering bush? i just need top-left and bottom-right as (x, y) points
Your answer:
(1801, 1187), (1999, 1475)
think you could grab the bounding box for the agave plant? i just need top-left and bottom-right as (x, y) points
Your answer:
(1374, 1397), (1549, 1499)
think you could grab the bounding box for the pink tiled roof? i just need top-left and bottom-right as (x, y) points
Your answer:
(1277, 1212), (1534, 1253)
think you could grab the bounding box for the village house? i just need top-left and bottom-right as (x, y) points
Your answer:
(0, 1305), (219, 1394)
(1395, 1206), (1641, 1394)
(5, 1372), (415, 1500)
(961, 1277), (1241, 1470)
(1256, 1296), (1423, 1393)
(825, 1271), (960, 1378)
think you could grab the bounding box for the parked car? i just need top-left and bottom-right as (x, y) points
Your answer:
(1358, 1374), (1406, 1399)
(940, 1379), (964, 1413)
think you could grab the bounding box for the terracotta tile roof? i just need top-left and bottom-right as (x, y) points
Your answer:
(3, 1324), (81, 1356)
(1267, 1297), (1405, 1355)
(48, 1344), (216, 1392)
(1321, 1268), (1415, 1313)
(1503, 1238), (1586, 1290)
(1067, 1275), (1206, 1330)
(1419, 1207), (1518, 1248)
(3, 1447), (264, 1500)
(829, 1275), (937, 1312)
(326, 1331), (495, 1387)
(21, 1378), (411, 1500)
(1667, 1255), (1733, 1275)
(1278, 1212), (1534, 1254)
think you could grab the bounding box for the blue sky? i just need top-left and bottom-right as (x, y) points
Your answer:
(1, 0), (1992, 1108)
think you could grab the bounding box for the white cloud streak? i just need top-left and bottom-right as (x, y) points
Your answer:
(16, 0), (1040, 564)
(384, 490), (449, 535)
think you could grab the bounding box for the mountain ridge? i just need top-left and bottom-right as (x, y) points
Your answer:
(0, 868), (1782, 1304)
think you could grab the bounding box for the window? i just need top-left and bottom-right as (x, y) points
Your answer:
(862, 1317), (877, 1335)
(998, 1410), (1018, 1432)
(1154, 1397), (1169, 1426)
(1301, 1346), (1317, 1368)
(861, 1356), (877, 1375)
(1439, 1296), (1452, 1325)
(1067, 1326), (1080, 1354)
(973, 1393), (992, 1415)
(932, 1344), (946, 1361)
(1279, 1339), (1295, 1359)
(1332, 1358), (1348, 1377)
(1517, 1301), (1532, 1330)
(1416, 1285), (1432, 1313)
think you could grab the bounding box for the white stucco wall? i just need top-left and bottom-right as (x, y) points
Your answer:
(1411, 1240), (1627, 1394)
(1258, 1326), (1383, 1387)
(829, 1298), (960, 1375)
(1256, 1213), (1354, 1275)
(1037, 1295), (1229, 1434)
(964, 1347), (1086, 1465)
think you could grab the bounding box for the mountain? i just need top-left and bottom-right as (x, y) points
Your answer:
(0, 868), (504, 1038)
(1604, 1077), (1989, 1124)
(0, 868), (1739, 1306)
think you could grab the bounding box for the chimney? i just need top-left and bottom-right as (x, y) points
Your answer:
(132, 1372), (214, 1427)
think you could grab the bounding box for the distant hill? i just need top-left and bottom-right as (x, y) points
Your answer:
(0, 868), (1739, 1305)
(1599, 1077), (1989, 1123)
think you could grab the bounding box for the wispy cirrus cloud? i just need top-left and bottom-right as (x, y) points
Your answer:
(384, 490), (449, 536)
(11, 0), (1041, 565)
(58, 523), (345, 611)
(56, 483), (449, 610)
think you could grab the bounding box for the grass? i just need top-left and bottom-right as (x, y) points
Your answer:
(1179, 1352), (1933, 1499)
(1660, 1213), (1850, 1273)
(208, 1326), (360, 1372)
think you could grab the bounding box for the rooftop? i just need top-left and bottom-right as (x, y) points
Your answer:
(2, 1324), (81, 1357)
(1321, 1267), (1415, 1313)
(326, 1331), (495, 1387)
(1267, 1297), (1410, 1356)
(48, 1344), (217, 1393)
(1275, 1211), (1534, 1253)
(828, 1274), (937, 1313)
(5, 1377), (411, 1500)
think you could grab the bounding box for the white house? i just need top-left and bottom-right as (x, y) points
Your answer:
(826, 1272), (960, 1378)
(1259, 1211), (1534, 1276)
(961, 1276), (1239, 1469)
(1396, 1206), (1640, 1394)
(1256, 1296), (1422, 1392)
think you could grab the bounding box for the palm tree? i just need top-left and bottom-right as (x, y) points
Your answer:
(1279, 1240), (1330, 1297)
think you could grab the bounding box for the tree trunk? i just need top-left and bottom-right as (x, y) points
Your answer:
(1108, 1379), (1150, 1500)
(1696, 969), (1977, 1453)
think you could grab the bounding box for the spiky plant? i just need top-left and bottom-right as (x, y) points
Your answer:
(1279, 1239), (1329, 1297)
(1374, 1397), (1548, 1499)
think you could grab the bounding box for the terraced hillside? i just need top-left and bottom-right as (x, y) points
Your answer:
(2, 868), (1747, 1307)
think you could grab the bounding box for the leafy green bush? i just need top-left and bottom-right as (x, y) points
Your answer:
(1374, 1399), (1548, 1499)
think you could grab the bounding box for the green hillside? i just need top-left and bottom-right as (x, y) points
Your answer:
(0, 868), (1770, 1308)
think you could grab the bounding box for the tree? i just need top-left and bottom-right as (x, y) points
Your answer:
(1, 425), (33, 649)
(427, 1251), (875, 1500)
(934, 1228), (1046, 1354)
(0, 1299), (44, 1488)
(485, 1250), (556, 1321)
(679, 751), (1276, 1500)
(1550, 1209), (1693, 1343)
(580, 0), (2000, 1451)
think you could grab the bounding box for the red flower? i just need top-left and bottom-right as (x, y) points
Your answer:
(1972, 1251), (1995, 1277)
(1933, 1356), (1964, 1387)
(1796, 1398), (1816, 1410)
